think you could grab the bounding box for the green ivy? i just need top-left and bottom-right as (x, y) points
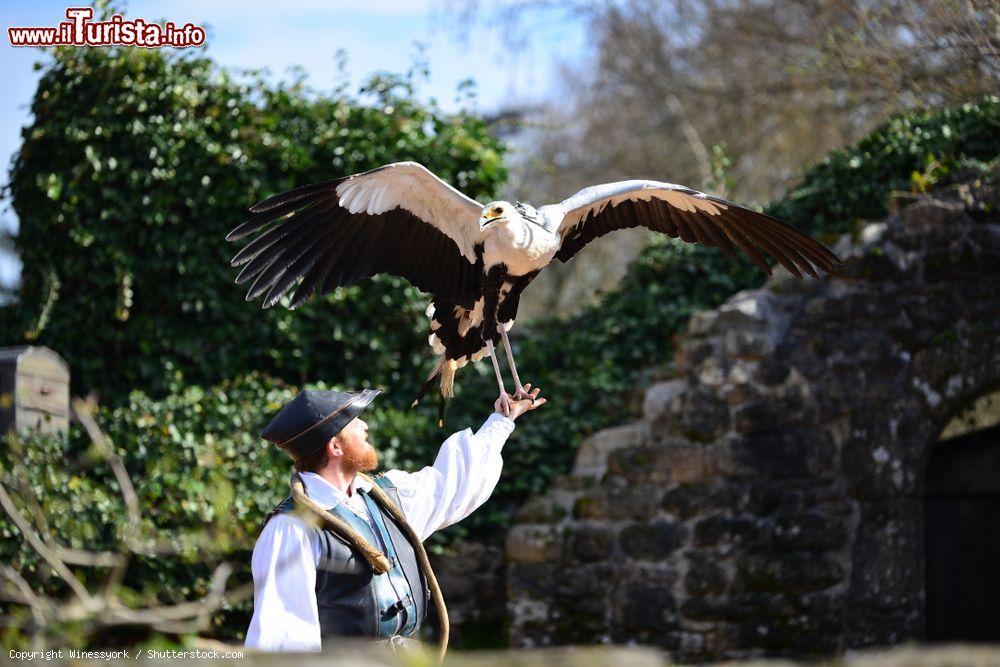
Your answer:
(768, 96), (1000, 238)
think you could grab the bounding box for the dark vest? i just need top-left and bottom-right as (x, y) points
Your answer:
(263, 476), (429, 643)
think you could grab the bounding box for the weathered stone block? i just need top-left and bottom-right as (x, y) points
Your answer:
(773, 382), (819, 424)
(756, 356), (792, 386)
(506, 525), (563, 564)
(847, 499), (922, 616)
(573, 423), (644, 478)
(642, 379), (686, 439)
(842, 408), (931, 500)
(661, 481), (739, 519)
(552, 473), (594, 492)
(642, 380), (688, 422)
(552, 563), (614, 612)
(736, 551), (843, 595)
(431, 541), (506, 636)
(688, 309), (719, 336)
(661, 484), (704, 519)
(507, 562), (556, 601)
(723, 329), (784, 359)
(970, 223), (1000, 251)
(729, 430), (836, 481)
(607, 440), (713, 485)
(675, 339), (715, 374)
(607, 444), (668, 479)
(573, 485), (661, 520)
(899, 199), (965, 234)
(773, 512), (848, 550)
(515, 495), (568, 524)
(733, 400), (781, 433)
(737, 613), (841, 655)
(620, 520), (687, 560)
(566, 526), (615, 563)
(716, 290), (790, 331)
(677, 388), (730, 443)
(730, 590), (797, 619)
(680, 596), (748, 623)
(620, 581), (678, 634)
(685, 558), (728, 596)
(742, 482), (785, 515)
(838, 246), (900, 282)
(693, 514), (766, 549)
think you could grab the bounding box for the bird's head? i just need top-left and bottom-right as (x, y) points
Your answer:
(480, 201), (513, 231)
(479, 201), (541, 231)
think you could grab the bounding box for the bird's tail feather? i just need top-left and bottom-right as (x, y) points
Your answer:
(411, 357), (458, 428)
(437, 394), (448, 429)
(436, 359), (457, 427)
(411, 358), (443, 409)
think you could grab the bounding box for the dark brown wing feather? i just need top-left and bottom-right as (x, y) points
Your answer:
(227, 178), (482, 310)
(554, 187), (841, 278)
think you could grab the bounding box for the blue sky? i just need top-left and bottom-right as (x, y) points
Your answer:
(0, 1), (588, 289)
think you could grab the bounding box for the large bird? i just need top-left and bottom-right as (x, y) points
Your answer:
(226, 162), (841, 423)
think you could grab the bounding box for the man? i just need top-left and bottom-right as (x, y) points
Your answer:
(245, 383), (546, 651)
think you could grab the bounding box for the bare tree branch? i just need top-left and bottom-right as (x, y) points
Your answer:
(71, 397), (140, 605)
(72, 398), (140, 530)
(0, 477), (95, 608)
(0, 565), (50, 620)
(0, 396), (257, 647)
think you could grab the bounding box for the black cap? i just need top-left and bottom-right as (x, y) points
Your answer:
(260, 388), (381, 461)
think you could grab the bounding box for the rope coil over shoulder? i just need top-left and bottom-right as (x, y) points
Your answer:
(289, 471), (450, 663)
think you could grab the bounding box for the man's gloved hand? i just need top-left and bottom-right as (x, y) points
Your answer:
(493, 384), (547, 421)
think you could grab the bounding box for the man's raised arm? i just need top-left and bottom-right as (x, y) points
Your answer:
(383, 385), (546, 541)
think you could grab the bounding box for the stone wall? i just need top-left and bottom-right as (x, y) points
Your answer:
(430, 541), (507, 648)
(505, 180), (1000, 659)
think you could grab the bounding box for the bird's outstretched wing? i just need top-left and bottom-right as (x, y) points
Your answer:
(544, 180), (841, 277)
(226, 162), (484, 309)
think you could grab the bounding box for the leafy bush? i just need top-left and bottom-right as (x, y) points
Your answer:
(0, 375), (279, 645)
(768, 95), (1000, 238)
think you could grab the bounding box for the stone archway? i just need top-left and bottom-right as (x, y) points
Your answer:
(922, 391), (1000, 642)
(505, 183), (1000, 659)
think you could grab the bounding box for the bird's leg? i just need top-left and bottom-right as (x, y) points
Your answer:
(479, 264), (511, 414)
(485, 339), (511, 416)
(498, 323), (530, 401)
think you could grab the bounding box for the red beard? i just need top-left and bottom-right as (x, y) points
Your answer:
(343, 440), (378, 473)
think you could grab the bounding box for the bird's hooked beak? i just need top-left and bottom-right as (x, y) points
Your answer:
(480, 206), (504, 230)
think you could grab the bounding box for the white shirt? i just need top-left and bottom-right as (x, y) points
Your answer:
(244, 412), (515, 651)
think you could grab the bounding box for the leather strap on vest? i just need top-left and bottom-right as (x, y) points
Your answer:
(358, 473), (449, 665)
(288, 470), (450, 664)
(289, 471), (391, 573)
